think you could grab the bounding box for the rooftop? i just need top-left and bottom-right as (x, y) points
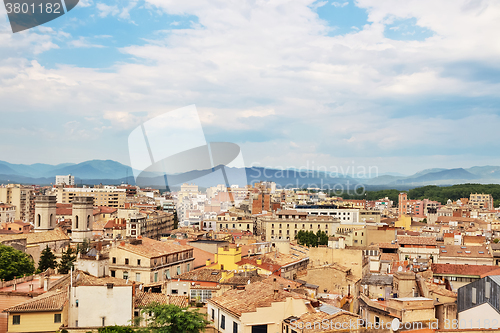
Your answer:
(117, 237), (193, 258)
(3, 290), (67, 313)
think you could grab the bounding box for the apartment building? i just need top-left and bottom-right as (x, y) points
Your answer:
(259, 210), (339, 241)
(52, 186), (126, 208)
(108, 237), (194, 284)
(0, 203), (16, 224)
(470, 193), (494, 210)
(0, 184), (34, 222)
(215, 212), (253, 233)
(294, 205), (360, 223)
(55, 175), (75, 186)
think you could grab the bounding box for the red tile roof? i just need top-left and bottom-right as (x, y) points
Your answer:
(398, 235), (436, 246)
(118, 238), (193, 258)
(3, 290), (67, 313)
(438, 245), (492, 258)
(431, 263), (498, 276)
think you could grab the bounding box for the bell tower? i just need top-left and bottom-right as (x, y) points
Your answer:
(71, 196), (94, 242)
(34, 195), (57, 233)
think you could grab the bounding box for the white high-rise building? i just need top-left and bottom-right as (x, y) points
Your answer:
(55, 174), (75, 186)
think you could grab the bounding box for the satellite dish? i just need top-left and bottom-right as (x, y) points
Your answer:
(398, 266), (403, 272)
(76, 273), (81, 281)
(139, 284), (143, 290)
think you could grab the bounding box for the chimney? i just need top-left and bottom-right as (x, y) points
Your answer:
(44, 277), (49, 292)
(12, 282), (16, 291)
(132, 281), (136, 297)
(38, 275), (44, 289)
(29, 284), (33, 292)
(206, 259), (211, 267)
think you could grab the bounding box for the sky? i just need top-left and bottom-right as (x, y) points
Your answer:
(1, 0), (500, 175)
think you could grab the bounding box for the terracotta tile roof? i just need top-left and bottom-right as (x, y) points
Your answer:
(425, 282), (456, 298)
(118, 237), (193, 258)
(0, 228), (69, 244)
(175, 268), (224, 283)
(431, 263), (498, 276)
(134, 291), (188, 308)
(463, 235), (486, 244)
(380, 253), (399, 262)
(397, 235), (437, 246)
(208, 276), (304, 317)
(438, 245), (492, 258)
(276, 210), (307, 215)
(378, 243), (399, 249)
(73, 270), (131, 287)
(480, 267), (500, 278)
(3, 290), (67, 313)
(221, 274), (266, 286)
(56, 207), (72, 216)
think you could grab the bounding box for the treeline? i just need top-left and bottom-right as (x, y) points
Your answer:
(331, 184), (500, 207)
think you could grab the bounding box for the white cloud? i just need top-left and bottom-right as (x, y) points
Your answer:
(2, 0), (500, 169)
(332, 1), (349, 7)
(68, 36), (105, 48)
(96, 3), (120, 18)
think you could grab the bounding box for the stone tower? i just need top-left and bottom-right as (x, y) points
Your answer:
(71, 196), (94, 243)
(34, 195), (57, 233)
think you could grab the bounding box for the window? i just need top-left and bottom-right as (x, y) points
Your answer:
(137, 259), (141, 266)
(111, 270), (115, 277)
(211, 309), (215, 320)
(54, 314), (61, 323)
(375, 316), (380, 324)
(112, 257), (116, 264)
(165, 269), (171, 279)
(177, 266), (181, 275)
(136, 273), (141, 282)
(12, 315), (20, 325)
(472, 287), (477, 304)
(233, 321), (238, 333)
(154, 272), (158, 282)
(125, 258), (129, 265)
(486, 281), (491, 298)
(221, 315), (226, 329)
(123, 271), (129, 280)
(187, 263), (190, 271)
(172, 289), (178, 294)
(102, 317), (105, 326)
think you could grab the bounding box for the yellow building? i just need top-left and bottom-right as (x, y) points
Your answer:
(4, 291), (68, 333)
(0, 185), (33, 222)
(209, 245), (242, 271)
(395, 214), (412, 230)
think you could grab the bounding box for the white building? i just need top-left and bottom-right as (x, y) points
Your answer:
(55, 175), (75, 186)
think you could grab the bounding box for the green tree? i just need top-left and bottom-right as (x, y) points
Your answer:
(494, 239), (499, 244)
(37, 246), (57, 273)
(137, 303), (209, 333)
(0, 244), (35, 281)
(58, 247), (77, 274)
(77, 239), (91, 255)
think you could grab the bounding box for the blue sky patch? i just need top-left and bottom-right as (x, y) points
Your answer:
(384, 17), (434, 41)
(313, 0), (369, 36)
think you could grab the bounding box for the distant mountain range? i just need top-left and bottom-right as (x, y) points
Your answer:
(2, 160), (500, 189)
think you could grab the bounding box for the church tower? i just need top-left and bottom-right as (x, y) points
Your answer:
(34, 195), (56, 233)
(71, 196), (94, 243)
